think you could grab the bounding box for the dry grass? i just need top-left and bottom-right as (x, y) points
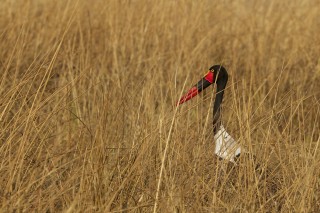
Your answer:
(0, 0), (320, 212)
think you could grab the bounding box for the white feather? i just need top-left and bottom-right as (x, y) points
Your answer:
(214, 125), (241, 163)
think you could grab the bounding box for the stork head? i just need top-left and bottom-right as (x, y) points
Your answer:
(176, 65), (228, 133)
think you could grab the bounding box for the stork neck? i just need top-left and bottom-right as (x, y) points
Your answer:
(212, 66), (228, 134)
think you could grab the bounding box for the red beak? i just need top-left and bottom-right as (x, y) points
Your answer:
(177, 70), (214, 106)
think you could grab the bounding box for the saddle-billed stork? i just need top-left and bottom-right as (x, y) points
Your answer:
(177, 65), (241, 162)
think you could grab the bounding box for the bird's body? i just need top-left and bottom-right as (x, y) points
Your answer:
(177, 65), (242, 162)
(214, 125), (241, 163)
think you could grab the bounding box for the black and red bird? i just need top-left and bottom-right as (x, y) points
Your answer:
(177, 65), (241, 162)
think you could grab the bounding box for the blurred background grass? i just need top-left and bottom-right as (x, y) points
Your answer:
(0, 0), (319, 212)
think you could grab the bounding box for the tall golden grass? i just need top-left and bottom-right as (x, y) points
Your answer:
(0, 0), (319, 212)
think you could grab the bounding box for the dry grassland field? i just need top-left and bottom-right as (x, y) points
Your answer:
(0, 0), (320, 212)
